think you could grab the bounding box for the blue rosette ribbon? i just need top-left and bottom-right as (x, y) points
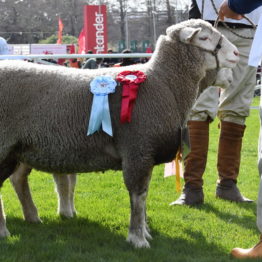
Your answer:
(87, 76), (117, 136)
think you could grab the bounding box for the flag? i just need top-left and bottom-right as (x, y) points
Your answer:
(57, 17), (64, 44)
(78, 28), (86, 54)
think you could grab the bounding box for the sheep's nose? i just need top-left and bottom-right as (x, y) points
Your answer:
(234, 50), (239, 56)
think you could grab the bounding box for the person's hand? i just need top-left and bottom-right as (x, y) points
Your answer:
(218, 0), (244, 20)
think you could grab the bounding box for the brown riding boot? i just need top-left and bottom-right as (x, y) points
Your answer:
(216, 121), (253, 202)
(171, 120), (209, 206)
(231, 235), (262, 259)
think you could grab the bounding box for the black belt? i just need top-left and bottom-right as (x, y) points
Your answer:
(207, 20), (254, 29)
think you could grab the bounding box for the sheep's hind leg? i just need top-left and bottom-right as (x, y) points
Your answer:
(53, 173), (76, 218)
(0, 196), (10, 238)
(124, 166), (153, 248)
(9, 163), (41, 223)
(0, 145), (20, 237)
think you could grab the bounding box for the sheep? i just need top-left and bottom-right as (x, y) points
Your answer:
(9, 163), (77, 222)
(8, 68), (233, 226)
(0, 19), (239, 248)
(4, 67), (233, 228)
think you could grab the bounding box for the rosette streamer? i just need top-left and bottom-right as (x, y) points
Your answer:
(116, 71), (146, 123)
(87, 76), (116, 136)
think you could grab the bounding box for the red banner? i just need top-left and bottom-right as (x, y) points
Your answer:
(83, 5), (108, 54)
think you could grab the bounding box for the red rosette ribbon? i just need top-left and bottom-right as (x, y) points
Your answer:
(116, 70), (146, 123)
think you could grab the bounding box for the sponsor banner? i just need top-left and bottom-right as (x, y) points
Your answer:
(84, 5), (108, 54)
(30, 44), (67, 55)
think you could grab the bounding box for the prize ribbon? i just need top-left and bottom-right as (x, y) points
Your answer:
(87, 76), (116, 136)
(116, 70), (146, 123)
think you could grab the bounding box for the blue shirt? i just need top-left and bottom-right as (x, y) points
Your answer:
(229, 0), (262, 14)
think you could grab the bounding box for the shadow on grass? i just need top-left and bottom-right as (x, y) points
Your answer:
(0, 216), (238, 262)
(190, 202), (257, 232)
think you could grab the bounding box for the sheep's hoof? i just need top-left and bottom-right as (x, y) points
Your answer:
(25, 216), (42, 223)
(127, 233), (150, 248)
(24, 209), (42, 223)
(59, 207), (76, 219)
(0, 227), (10, 238)
(59, 213), (74, 219)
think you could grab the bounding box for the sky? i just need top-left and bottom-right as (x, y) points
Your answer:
(100, 0), (191, 12)
(125, 0), (191, 11)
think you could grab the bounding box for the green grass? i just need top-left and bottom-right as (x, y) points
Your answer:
(0, 97), (261, 262)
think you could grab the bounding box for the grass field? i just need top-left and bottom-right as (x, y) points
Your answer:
(0, 97), (261, 262)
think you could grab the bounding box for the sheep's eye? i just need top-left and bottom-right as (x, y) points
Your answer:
(199, 36), (209, 41)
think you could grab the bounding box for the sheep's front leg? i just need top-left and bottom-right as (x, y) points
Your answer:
(53, 174), (76, 218)
(127, 191), (152, 248)
(0, 196), (10, 238)
(9, 163), (41, 223)
(68, 174), (77, 216)
(124, 165), (153, 248)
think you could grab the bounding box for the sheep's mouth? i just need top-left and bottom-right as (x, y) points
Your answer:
(227, 59), (238, 64)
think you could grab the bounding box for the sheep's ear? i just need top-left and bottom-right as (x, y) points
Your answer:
(166, 25), (177, 38)
(179, 27), (202, 43)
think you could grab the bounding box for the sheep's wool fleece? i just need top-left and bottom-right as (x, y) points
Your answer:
(0, 19), (212, 175)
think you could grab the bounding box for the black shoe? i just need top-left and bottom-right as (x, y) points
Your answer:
(170, 186), (204, 206)
(216, 181), (253, 203)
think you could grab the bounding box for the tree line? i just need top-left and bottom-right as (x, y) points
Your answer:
(0, 0), (189, 50)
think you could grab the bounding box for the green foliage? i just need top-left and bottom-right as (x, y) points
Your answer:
(0, 97), (260, 262)
(39, 34), (78, 44)
(38, 34), (57, 44)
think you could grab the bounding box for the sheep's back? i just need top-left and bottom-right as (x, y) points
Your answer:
(0, 60), (184, 173)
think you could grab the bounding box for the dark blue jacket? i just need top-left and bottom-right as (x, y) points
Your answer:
(229, 0), (262, 14)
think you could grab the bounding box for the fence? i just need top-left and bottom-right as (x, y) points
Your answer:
(0, 53), (152, 63)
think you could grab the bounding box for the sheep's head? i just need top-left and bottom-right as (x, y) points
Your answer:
(166, 19), (239, 70)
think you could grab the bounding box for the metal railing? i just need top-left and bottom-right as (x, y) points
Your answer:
(0, 53), (152, 61)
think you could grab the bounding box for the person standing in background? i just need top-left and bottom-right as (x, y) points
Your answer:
(82, 50), (98, 69)
(69, 58), (81, 68)
(113, 49), (136, 67)
(102, 49), (119, 67)
(172, 0), (262, 206)
(82, 50), (104, 70)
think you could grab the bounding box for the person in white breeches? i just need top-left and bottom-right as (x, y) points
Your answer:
(173, 0), (261, 206)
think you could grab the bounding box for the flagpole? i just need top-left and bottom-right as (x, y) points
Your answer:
(125, 0), (129, 49)
(99, 0), (102, 14)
